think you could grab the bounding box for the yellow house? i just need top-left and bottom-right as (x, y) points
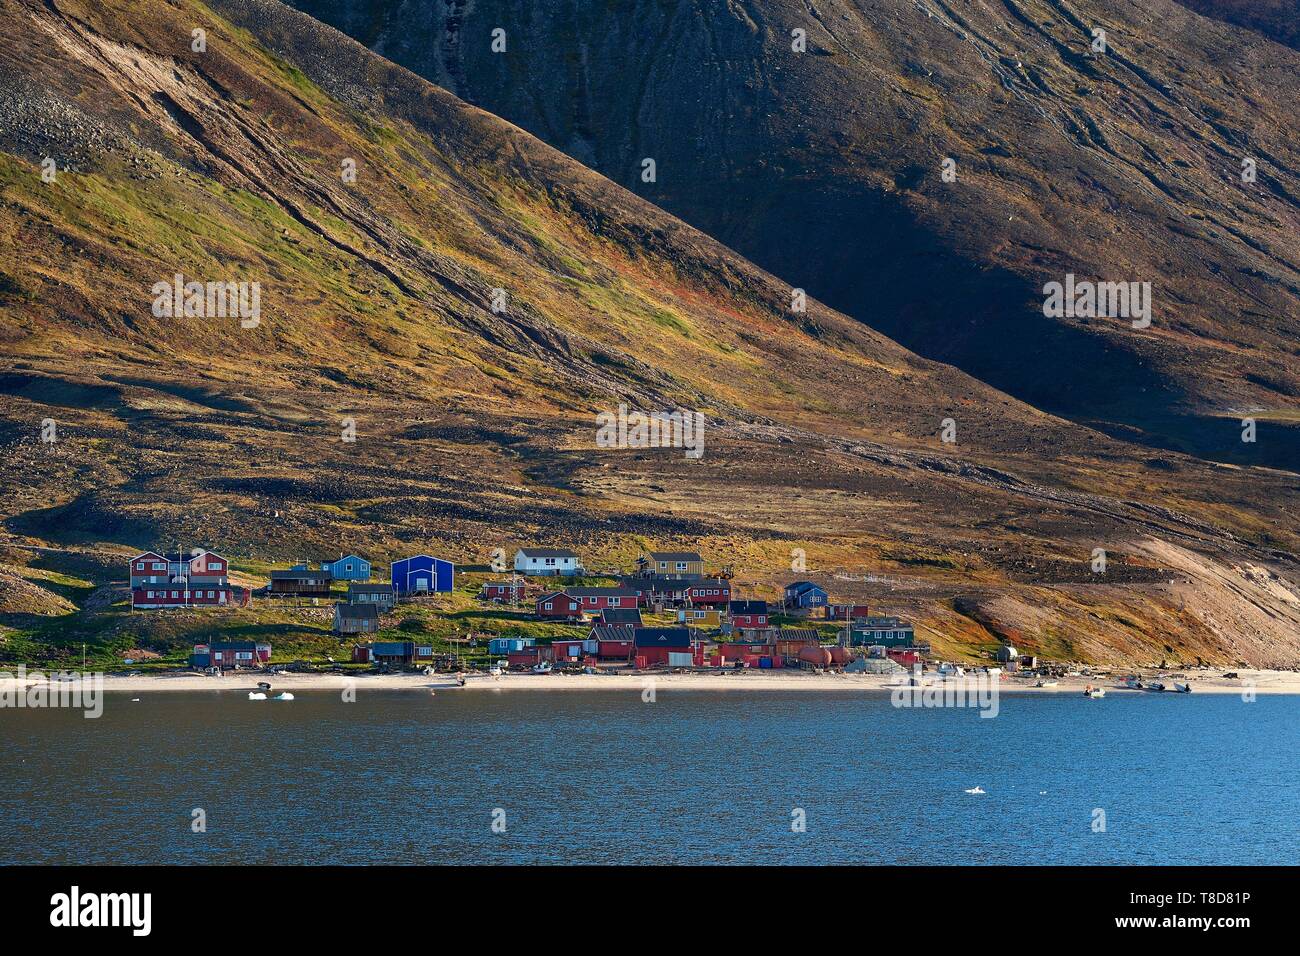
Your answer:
(677, 607), (721, 628)
(646, 551), (704, 578)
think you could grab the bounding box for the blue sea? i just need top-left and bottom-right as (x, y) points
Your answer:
(2, 689), (1296, 864)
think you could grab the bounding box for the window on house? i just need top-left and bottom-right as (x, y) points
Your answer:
(544, 602), (552, 610)
(136, 562), (144, 570)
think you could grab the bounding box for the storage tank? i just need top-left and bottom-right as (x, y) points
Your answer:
(798, 645), (833, 667)
(829, 646), (854, 665)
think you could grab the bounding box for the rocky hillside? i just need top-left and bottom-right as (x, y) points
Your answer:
(1, 0), (1298, 665)
(292, 0), (1300, 469)
(1174, 0), (1300, 49)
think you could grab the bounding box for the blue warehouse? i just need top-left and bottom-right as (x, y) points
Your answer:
(390, 554), (455, 594)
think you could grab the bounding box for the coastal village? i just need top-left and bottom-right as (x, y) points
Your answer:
(126, 545), (962, 677)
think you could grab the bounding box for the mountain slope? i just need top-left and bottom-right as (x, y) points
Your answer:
(1173, 1), (1300, 49)
(291, 0), (1300, 469)
(1, 0), (1298, 665)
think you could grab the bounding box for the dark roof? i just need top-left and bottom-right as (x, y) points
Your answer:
(537, 591), (577, 602)
(855, 617), (909, 628)
(620, 575), (691, 589)
(348, 583), (393, 594)
(688, 578), (731, 588)
(648, 551), (703, 562)
(565, 587), (637, 598)
(785, 581), (825, 594)
(271, 569), (330, 580)
(518, 548), (579, 558)
(633, 627), (692, 648)
(774, 628), (822, 643)
(589, 625), (637, 642)
(729, 600), (768, 614)
(600, 608), (643, 624)
(370, 642), (412, 655)
(335, 602), (379, 620)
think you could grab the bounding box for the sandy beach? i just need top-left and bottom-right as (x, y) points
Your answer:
(2, 668), (1298, 695)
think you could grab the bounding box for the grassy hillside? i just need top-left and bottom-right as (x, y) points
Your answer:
(292, 0), (1300, 468)
(0, 0), (1298, 667)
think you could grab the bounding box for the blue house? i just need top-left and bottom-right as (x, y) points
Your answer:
(321, 554), (371, 581)
(784, 581), (828, 610)
(390, 555), (455, 594)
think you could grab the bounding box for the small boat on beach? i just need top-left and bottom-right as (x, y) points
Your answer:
(1174, 682), (1191, 694)
(1145, 682), (1166, 692)
(1084, 685), (1105, 698)
(532, 661), (553, 674)
(1035, 679), (1058, 688)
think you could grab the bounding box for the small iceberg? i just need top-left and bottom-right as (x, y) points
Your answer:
(964, 786), (985, 794)
(273, 692), (294, 701)
(248, 692), (267, 700)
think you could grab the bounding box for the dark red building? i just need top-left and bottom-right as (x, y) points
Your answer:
(728, 600), (768, 628)
(133, 585), (246, 609)
(536, 592), (582, 619)
(684, 579), (731, 605)
(480, 581), (524, 602)
(633, 628), (693, 668)
(564, 587), (638, 612)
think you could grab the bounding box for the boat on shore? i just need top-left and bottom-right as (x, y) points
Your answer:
(1084, 685), (1105, 698)
(532, 661), (553, 675)
(1174, 682), (1192, 694)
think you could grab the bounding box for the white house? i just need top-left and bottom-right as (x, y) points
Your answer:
(513, 548), (582, 576)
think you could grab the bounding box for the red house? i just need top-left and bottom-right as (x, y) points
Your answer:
(632, 628), (693, 668)
(192, 641), (270, 668)
(480, 581), (524, 602)
(589, 624), (637, 660)
(618, 576), (692, 607)
(506, 645), (554, 667)
(132, 585), (246, 609)
(536, 592), (582, 619)
(129, 549), (229, 588)
(564, 587), (638, 613)
(684, 579), (731, 605)
(728, 600), (768, 628)
(827, 603), (871, 622)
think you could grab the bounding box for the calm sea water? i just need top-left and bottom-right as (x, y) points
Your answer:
(1, 689), (1296, 864)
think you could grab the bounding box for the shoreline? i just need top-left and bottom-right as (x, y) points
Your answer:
(2, 669), (1298, 695)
